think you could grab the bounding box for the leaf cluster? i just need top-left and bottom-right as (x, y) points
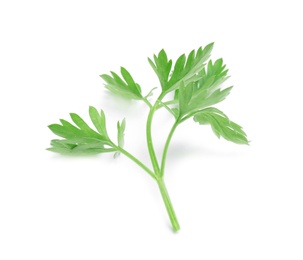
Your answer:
(147, 44), (249, 145)
(48, 107), (125, 155)
(49, 43), (248, 154)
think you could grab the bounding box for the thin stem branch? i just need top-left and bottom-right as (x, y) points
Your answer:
(157, 101), (176, 117)
(158, 100), (178, 108)
(142, 97), (152, 109)
(160, 120), (179, 177)
(146, 92), (166, 175)
(113, 144), (156, 180)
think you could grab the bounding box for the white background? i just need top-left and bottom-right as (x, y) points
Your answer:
(1, 0), (302, 259)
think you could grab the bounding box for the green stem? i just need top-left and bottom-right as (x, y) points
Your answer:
(160, 120), (179, 177)
(157, 178), (180, 232)
(157, 101), (176, 116)
(142, 97), (152, 109)
(157, 99), (178, 108)
(114, 145), (156, 180)
(145, 92), (180, 231)
(146, 93), (165, 175)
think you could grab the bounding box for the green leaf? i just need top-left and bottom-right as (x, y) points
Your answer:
(149, 43), (213, 92)
(117, 118), (126, 148)
(114, 118), (126, 158)
(148, 49), (172, 89)
(70, 113), (100, 137)
(179, 81), (194, 115)
(186, 86), (233, 113)
(48, 123), (77, 139)
(196, 58), (229, 93)
(177, 57), (231, 116)
(48, 107), (115, 155)
(50, 139), (77, 150)
(167, 43), (214, 92)
(47, 139), (114, 155)
(193, 107), (248, 144)
(89, 106), (108, 137)
(100, 67), (143, 100)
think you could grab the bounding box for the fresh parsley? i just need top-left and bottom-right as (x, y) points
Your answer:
(48, 43), (248, 232)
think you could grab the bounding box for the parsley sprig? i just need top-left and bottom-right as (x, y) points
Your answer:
(48, 43), (248, 232)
